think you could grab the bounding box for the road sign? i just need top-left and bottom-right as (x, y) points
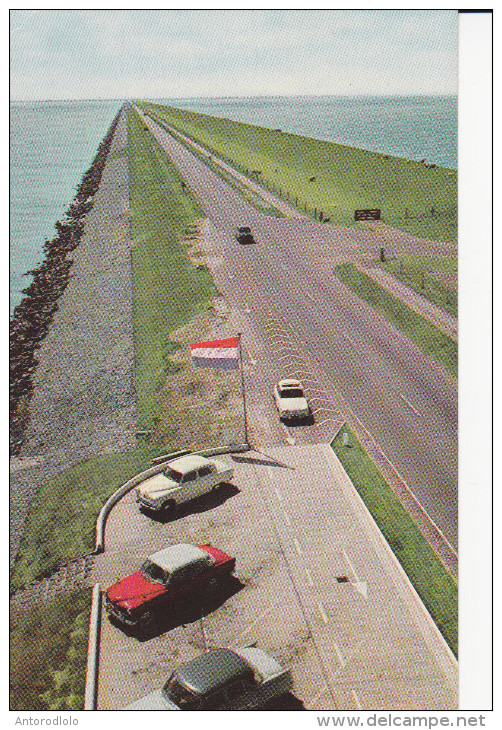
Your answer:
(354, 208), (381, 221)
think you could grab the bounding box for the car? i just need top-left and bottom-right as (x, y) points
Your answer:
(234, 226), (255, 244)
(124, 646), (293, 710)
(105, 543), (236, 633)
(135, 454), (233, 513)
(273, 379), (310, 421)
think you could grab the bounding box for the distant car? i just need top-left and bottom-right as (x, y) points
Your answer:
(105, 543), (236, 633)
(135, 454), (233, 513)
(273, 379), (310, 421)
(124, 646), (293, 710)
(235, 226), (255, 244)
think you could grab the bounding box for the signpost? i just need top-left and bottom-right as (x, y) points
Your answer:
(354, 208), (381, 221)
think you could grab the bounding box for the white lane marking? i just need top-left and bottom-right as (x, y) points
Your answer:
(305, 568), (314, 587)
(313, 418), (340, 427)
(306, 685), (329, 710)
(317, 601), (328, 624)
(293, 538), (303, 556)
(342, 548), (368, 600)
(333, 640), (346, 668)
(343, 333), (356, 346)
(280, 424), (296, 445)
(399, 393), (424, 417)
(277, 354), (298, 361)
(200, 614), (209, 651)
(305, 292), (315, 303)
(283, 510), (292, 527)
(274, 488), (283, 502)
(351, 689), (363, 710)
(241, 342), (257, 366)
(231, 603), (277, 644)
(277, 353), (304, 361)
(273, 346), (296, 354)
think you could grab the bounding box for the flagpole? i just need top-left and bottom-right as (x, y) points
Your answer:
(237, 333), (249, 446)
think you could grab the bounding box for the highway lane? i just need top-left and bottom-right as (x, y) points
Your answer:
(140, 112), (458, 547)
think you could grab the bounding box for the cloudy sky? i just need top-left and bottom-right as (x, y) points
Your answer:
(10, 9), (457, 100)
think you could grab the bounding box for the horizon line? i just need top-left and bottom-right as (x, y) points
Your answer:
(10, 91), (458, 103)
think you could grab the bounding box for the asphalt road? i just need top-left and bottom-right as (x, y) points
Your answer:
(140, 111), (458, 549)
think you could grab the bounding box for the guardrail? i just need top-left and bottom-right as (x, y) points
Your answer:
(84, 583), (102, 710)
(86, 441), (250, 709)
(94, 444), (249, 553)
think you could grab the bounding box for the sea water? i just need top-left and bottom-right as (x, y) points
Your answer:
(10, 99), (120, 315)
(158, 94), (457, 169)
(10, 95), (456, 314)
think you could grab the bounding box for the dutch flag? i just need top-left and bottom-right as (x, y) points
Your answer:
(190, 336), (240, 370)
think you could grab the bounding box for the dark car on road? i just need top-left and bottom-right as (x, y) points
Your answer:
(125, 646), (293, 710)
(235, 226), (256, 244)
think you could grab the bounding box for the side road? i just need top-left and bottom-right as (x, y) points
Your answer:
(10, 106), (137, 568)
(140, 107), (458, 338)
(91, 444), (457, 711)
(140, 107), (303, 218)
(354, 263), (458, 340)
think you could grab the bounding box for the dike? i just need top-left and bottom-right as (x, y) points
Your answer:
(9, 104), (138, 568)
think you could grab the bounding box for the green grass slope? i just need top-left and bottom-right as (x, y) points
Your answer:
(140, 101), (457, 243)
(332, 426), (457, 655)
(10, 589), (91, 710)
(334, 263), (457, 376)
(381, 254), (457, 317)
(128, 107), (220, 435)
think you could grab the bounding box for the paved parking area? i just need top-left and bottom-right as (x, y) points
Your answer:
(94, 444), (457, 711)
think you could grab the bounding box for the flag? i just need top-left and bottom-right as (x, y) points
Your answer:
(190, 336), (240, 370)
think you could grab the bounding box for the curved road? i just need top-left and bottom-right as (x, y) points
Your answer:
(140, 110), (458, 548)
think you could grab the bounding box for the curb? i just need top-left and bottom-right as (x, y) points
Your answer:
(324, 445), (458, 668)
(94, 443), (250, 553)
(88, 443), (250, 710)
(84, 583), (102, 710)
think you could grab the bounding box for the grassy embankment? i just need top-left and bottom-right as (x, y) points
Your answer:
(10, 589), (91, 710)
(140, 101), (457, 244)
(128, 107), (220, 436)
(11, 106), (225, 710)
(333, 263), (457, 377)
(157, 120), (284, 217)
(380, 254), (457, 317)
(332, 426), (457, 655)
(11, 106), (221, 591)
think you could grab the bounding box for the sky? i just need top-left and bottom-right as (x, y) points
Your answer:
(10, 9), (458, 101)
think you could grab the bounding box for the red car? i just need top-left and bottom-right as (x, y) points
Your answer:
(105, 543), (235, 633)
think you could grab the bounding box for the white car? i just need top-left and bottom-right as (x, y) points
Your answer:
(135, 454), (233, 513)
(273, 379), (310, 421)
(124, 646), (293, 710)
